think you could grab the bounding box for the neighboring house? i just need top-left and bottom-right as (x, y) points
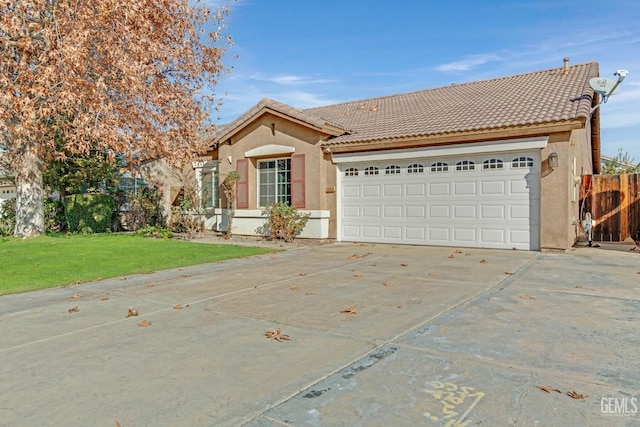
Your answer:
(600, 154), (640, 174)
(0, 170), (15, 209)
(200, 60), (600, 251)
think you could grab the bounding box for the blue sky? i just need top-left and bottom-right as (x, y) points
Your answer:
(206, 0), (639, 162)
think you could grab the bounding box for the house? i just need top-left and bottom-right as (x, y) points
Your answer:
(0, 170), (15, 209)
(200, 60), (600, 251)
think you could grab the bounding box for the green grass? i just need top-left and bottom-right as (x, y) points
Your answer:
(0, 233), (276, 295)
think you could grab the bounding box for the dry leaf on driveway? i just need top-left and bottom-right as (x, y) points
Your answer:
(265, 328), (290, 342)
(137, 320), (152, 328)
(383, 281), (392, 287)
(341, 306), (357, 315)
(520, 295), (536, 301)
(70, 293), (82, 299)
(566, 390), (588, 399)
(353, 271), (362, 277)
(536, 385), (561, 393)
(68, 306), (79, 313)
(480, 259), (488, 264)
(126, 307), (139, 318)
(290, 286), (300, 291)
(400, 263), (408, 267)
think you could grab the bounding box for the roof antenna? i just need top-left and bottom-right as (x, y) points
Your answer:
(589, 69), (628, 114)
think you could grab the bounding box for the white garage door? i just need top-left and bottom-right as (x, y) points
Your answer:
(339, 151), (540, 250)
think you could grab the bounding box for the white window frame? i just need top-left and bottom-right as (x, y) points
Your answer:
(258, 157), (291, 207)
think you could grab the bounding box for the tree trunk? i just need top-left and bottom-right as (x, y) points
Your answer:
(14, 150), (45, 237)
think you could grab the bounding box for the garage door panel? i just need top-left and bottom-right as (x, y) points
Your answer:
(429, 205), (450, 218)
(406, 183), (426, 196)
(406, 205), (426, 218)
(454, 205), (476, 219)
(429, 182), (450, 196)
(384, 184), (402, 197)
(429, 227), (450, 241)
(454, 181), (477, 196)
(405, 227), (425, 240)
(363, 185), (381, 197)
(340, 151), (540, 250)
(384, 205), (402, 217)
(362, 205), (381, 217)
(363, 226), (381, 238)
(481, 180), (506, 195)
(383, 227), (402, 239)
(454, 228), (476, 242)
(481, 205), (505, 219)
(481, 229), (505, 244)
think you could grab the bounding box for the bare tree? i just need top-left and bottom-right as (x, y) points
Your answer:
(0, 0), (232, 237)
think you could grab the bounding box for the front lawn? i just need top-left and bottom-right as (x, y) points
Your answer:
(0, 233), (275, 295)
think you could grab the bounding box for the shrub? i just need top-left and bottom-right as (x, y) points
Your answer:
(256, 202), (310, 242)
(63, 194), (115, 233)
(44, 197), (66, 233)
(135, 225), (173, 239)
(0, 198), (16, 236)
(168, 187), (204, 239)
(119, 185), (165, 232)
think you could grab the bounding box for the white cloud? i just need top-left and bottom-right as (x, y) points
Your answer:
(249, 73), (337, 86)
(435, 54), (503, 72)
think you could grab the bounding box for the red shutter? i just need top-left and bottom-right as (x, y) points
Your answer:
(236, 159), (249, 209)
(291, 153), (305, 208)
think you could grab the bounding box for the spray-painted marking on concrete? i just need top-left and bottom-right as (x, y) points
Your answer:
(423, 381), (485, 426)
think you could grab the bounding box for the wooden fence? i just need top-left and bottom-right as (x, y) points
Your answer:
(580, 174), (640, 242)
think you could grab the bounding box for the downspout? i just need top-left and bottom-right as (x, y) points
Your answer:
(591, 92), (601, 174)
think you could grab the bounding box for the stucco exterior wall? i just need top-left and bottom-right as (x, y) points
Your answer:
(540, 128), (593, 250)
(216, 113), (339, 238)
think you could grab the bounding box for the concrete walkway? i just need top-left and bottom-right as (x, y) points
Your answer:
(0, 242), (638, 426)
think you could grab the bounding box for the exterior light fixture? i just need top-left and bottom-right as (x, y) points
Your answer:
(549, 152), (558, 168)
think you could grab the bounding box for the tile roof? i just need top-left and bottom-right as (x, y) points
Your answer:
(213, 62), (598, 147)
(213, 98), (351, 143)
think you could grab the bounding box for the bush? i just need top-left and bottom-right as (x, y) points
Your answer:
(44, 197), (66, 233)
(168, 187), (203, 239)
(63, 194), (115, 233)
(135, 225), (173, 239)
(119, 185), (165, 232)
(256, 202), (310, 242)
(0, 198), (16, 236)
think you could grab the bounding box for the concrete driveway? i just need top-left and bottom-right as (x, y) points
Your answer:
(0, 242), (638, 426)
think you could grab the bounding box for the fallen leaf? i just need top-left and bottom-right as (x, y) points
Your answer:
(173, 304), (183, 309)
(120, 277), (129, 281)
(397, 305), (402, 309)
(68, 306), (79, 313)
(341, 306), (357, 315)
(290, 286), (300, 291)
(305, 292), (316, 295)
(480, 259), (488, 264)
(180, 274), (191, 278)
(383, 281), (392, 287)
(353, 271), (362, 277)
(505, 272), (514, 275)
(428, 272), (436, 276)
(126, 307), (139, 318)
(575, 284), (583, 288)
(371, 262), (377, 266)
(360, 243), (368, 246)
(400, 263), (408, 267)
(116, 421), (121, 427)
(298, 273), (306, 276)
(520, 295), (536, 301)
(137, 320), (152, 327)
(566, 390), (588, 399)
(70, 293), (82, 299)
(448, 254), (455, 259)
(536, 385), (562, 393)
(265, 328), (290, 342)
(100, 296), (109, 301)
(455, 249), (463, 254)
(146, 283), (154, 288)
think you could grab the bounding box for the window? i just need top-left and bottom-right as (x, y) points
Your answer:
(259, 158), (291, 206)
(408, 163), (424, 174)
(201, 161), (219, 208)
(385, 165), (401, 175)
(512, 157), (534, 168)
(456, 160), (475, 171)
(431, 162), (449, 173)
(482, 159), (504, 170)
(364, 166), (379, 176)
(344, 167), (359, 177)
